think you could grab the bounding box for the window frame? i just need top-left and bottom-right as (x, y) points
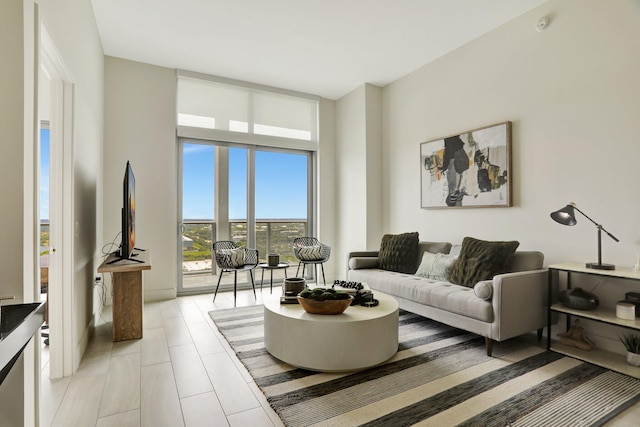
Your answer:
(177, 137), (316, 295)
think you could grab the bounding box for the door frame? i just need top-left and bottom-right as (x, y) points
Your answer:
(39, 24), (75, 379)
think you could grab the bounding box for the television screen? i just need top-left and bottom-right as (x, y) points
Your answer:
(121, 161), (135, 259)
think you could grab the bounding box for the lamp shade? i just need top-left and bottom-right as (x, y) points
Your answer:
(550, 204), (577, 226)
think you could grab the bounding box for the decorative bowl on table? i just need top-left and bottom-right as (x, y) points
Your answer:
(297, 288), (353, 315)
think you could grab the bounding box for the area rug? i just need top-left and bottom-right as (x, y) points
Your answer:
(209, 306), (640, 427)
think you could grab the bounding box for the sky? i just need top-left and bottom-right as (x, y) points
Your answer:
(40, 128), (50, 220)
(182, 143), (308, 220)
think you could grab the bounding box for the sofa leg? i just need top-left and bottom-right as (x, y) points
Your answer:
(485, 338), (494, 357)
(537, 328), (543, 341)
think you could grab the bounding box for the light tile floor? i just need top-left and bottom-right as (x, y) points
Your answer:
(40, 288), (285, 427)
(39, 288), (640, 426)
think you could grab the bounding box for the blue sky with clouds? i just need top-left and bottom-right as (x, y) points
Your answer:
(182, 143), (307, 220)
(40, 129), (50, 220)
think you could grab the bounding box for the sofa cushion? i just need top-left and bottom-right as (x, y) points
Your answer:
(415, 252), (457, 281)
(348, 268), (493, 322)
(378, 232), (420, 274)
(417, 241), (452, 257)
(449, 244), (462, 257)
(508, 251), (544, 272)
(449, 237), (520, 287)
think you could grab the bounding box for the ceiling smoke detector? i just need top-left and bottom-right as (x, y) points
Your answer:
(536, 16), (549, 32)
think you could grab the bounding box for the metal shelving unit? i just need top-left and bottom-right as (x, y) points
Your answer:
(548, 263), (640, 379)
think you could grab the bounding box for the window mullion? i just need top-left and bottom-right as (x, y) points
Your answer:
(248, 91), (255, 135)
(246, 147), (256, 250)
(215, 146), (230, 241)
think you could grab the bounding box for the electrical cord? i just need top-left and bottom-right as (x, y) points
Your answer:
(94, 232), (123, 323)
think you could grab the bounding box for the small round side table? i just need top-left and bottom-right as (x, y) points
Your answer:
(258, 263), (289, 293)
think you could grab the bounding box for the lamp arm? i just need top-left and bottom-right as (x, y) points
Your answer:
(573, 206), (620, 242)
(602, 228), (620, 243)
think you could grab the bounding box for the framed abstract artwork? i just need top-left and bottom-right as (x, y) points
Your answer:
(420, 121), (512, 209)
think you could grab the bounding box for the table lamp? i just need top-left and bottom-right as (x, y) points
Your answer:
(550, 202), (620, 270)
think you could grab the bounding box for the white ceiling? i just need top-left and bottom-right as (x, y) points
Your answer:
(91, 0), (548, 100)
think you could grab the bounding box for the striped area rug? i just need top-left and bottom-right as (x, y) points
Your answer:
(209, 306), (640, 427)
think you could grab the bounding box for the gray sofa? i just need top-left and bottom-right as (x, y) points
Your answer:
(347, 241), (547, 356)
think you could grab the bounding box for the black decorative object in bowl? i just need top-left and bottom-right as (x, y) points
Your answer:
(559, 288), (599, 311)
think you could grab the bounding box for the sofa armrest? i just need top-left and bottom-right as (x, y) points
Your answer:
(349, 257), (379, 270)
(348, 250), (379, 259)
(347, 251), (380, 271)
(491, 269), (548, 342)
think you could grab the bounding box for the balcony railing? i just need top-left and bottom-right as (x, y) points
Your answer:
(182, 219), (307, 275)
(40, 220), (50, 256)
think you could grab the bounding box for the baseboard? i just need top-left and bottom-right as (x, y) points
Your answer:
(75, 317), (94, 374)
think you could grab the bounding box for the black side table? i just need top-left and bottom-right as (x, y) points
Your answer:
(258, 263), (289, 293)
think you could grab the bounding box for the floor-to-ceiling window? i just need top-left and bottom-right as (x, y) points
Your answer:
(179, 141), (311, 293)
(176, 73), (318, 294)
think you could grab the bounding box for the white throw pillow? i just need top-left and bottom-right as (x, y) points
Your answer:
(415, 252), (457, 281)
(297, 244), (323, 261)
(217, 248), (245, 268)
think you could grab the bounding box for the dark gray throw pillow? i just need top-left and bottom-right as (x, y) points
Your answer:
(378, 232), (420, 274)
(449, 236), (520, 287)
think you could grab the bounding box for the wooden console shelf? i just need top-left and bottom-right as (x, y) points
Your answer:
(548, 263), (640, 379)
(98, 250), (151, 342)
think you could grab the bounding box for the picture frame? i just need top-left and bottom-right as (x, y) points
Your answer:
(420, 121), (512, 209)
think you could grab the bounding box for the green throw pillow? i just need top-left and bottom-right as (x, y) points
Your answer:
(378, 232), (420, 274)
(449, 237), (520, 287)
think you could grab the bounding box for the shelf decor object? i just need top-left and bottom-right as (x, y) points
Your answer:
(619, 333), (640, 367)
(559, 287), (599, 310)
(550, 202), (620, 270)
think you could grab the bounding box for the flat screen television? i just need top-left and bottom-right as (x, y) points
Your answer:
(120, 161), (136, 259)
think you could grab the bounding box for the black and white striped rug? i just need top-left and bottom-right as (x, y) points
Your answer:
(209, 306), (640, 426)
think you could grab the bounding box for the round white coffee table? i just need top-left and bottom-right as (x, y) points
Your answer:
(263, 292), (399, 372)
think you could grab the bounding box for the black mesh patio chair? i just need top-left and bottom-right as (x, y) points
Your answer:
(292, 237), (331, 285)
(213, 240), (259, 306)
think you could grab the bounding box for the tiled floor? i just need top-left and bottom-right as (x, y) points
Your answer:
(39, 288), (640, 426)
(40, 288), (285, 427)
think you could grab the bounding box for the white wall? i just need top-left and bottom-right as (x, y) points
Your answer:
(336, 85), (368, 274)
(39, 0), (106, 370)
(335, 84), (384, 275)
(317, 98), (338, 279)
(380, 0), (640, 269)
(364, 84), (383, 253)
(103, 57), (178, 301)
(0, 2), (29, 423)
(0, 0), (27, 304)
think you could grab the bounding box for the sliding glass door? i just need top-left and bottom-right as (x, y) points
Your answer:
(255, 151), (308, 267)
(178, 139), (312, 294)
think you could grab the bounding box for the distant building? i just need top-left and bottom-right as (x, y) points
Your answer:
(182, 235), (195, 251)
